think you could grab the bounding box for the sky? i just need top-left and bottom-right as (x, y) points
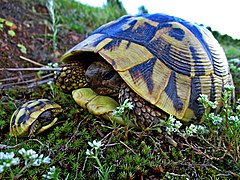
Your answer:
(77, 0), (240, 39)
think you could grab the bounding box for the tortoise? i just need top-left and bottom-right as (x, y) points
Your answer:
(10, 99), (62, 137)
(55, 13), (234, 129)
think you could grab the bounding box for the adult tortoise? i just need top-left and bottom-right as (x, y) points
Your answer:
(55, 13), (234, 128)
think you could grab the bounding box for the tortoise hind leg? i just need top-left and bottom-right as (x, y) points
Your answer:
(119, 83), (169, 129)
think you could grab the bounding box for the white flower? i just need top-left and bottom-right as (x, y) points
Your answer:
(0, 152), (4, 160)
(174, 120), (182, 129)
(26, 149), (37, 158)
(49, 166), (56, 172)
(32, 159), (42, 166)
(86, 149), (94, 156)
(198, 94), (208, 103)
(88, 140), (104, 149)
(0, 165), (4, 173)
(18, 148), (26, 155)
(11, 157), (20, 166)
(5, 152), (15, 159)
(43, 156), (51, 164)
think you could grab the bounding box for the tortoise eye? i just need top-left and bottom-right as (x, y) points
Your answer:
(103, 71), (115, 80)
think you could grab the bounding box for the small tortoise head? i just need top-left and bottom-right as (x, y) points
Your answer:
(55, 58), (122, 96)
(85, 61), (122, 96)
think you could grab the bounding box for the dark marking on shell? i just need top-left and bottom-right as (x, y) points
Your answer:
(189, 46), (205, 76)
(104, 39), (122, 51)
(188, 76), (204, 120)
(209, 74), (216, 108)
(129, 57), (157, 93)
(164, 71), (183, 111)
(168, 27), (185, 41)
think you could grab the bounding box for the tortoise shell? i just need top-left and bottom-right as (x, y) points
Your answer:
(60, 13), (234, 123)
(10, 99), (62, 137)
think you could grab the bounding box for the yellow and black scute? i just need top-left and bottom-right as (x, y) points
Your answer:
(10, 99), (62, 137)
(60, 13), (234, 123)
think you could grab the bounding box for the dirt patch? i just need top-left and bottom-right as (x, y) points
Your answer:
(0, 0), (84, 89)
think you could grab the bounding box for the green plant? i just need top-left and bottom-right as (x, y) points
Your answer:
(85, 140), (114, 179)
(46, 0), (58, 57)
(0, 148), (50, 179)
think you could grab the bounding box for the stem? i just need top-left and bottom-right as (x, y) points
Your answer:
(14, 164), (30, 179)
(94, 156), (103, 170)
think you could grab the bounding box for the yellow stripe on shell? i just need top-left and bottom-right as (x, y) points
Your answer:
(148, 22), (214, 76)
(155, 72), (191, 119)
(99, 40), (154, 71)
(126, 16), (159, 31)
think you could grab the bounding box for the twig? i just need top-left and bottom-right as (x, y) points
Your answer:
(0, 73), (36, 82)
(181, 134), (228, 161)
(0, 73), (54, 88)
(19, 56), (45, 67)
(0, 67), (60, 71)
(119, 140), (137, 155)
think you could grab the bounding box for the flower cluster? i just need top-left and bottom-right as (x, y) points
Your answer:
(0, 148), (51, 177)
(42, 166), (57, 179)
(18, 148), (50, 166)
(165, 115), (182, 134)
(181, 124), (208, 137)
(0, 152), (19, 173)
(197, 94), (217, 109)
(112, 99), (134, 116)
(86, 140), (104, 157)
(207, 113), (223, 126)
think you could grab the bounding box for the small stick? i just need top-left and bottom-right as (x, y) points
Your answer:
(19, 56), (45, 67)
(0, 73), (54, 88)
(0, 67), (60, 71)
(119, 140), (137, 155)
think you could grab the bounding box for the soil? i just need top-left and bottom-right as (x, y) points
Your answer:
(0, 0), (84, 89)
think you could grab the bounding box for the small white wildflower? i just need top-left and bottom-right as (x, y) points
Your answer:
(174, 120), (182, 129)
(236, 105), (240, 111)
(0, 165), (4, 173)
(3, 162), (11, 168)
(42, 166), (56, 179)
(208, 113), (223, 125)
(32, 159), (42, 166)
(42, 156), (51, 164)
(18, 148), (26, 155)
(0, 152), (4, 159)
(50, 166), (56, 172)
(88, 140), (103, 149)
(86, 149), (94, 156)
(198, 94), (208, 104)
(208, 101), (218, 109)
(26, 149), (37, 159)
(188, 124), (198, 134)
(112, 110), (117, 115)
(11, 157), (20, 166)
(224, 84), (235, 92)
(196, 125), (208, 134)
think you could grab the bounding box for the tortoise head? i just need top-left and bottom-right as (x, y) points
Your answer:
(55, 57), (122, 96)
(85, 61), (122, 96)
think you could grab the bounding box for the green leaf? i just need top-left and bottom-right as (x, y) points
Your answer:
(0, 24), (4, 31)
(0, 18), (5, 23)
(17, 44), (27, 54)
(5, 20), (14, 27)
(8, 30), (16, 37)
